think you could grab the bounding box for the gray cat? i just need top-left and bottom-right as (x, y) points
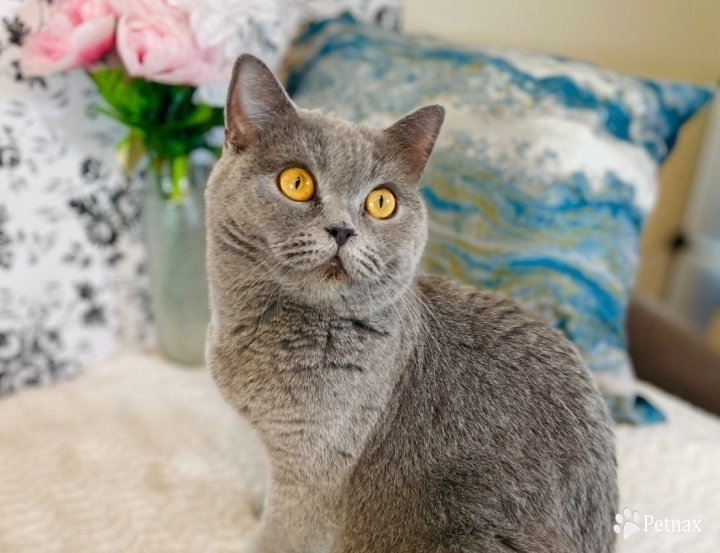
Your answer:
(205, 54), (617, 553)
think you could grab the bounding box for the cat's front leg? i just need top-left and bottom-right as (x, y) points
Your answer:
(246, 487), (337, 553)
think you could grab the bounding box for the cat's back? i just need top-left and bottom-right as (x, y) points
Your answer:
(418, 274), (616, 552)
(412, 275), (616, 483)
(344, 275), (617, 553)
(415, 273), (607, 420)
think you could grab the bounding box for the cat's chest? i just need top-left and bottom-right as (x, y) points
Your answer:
(231, 310), (391, 379)
(210, 308), (402, 465)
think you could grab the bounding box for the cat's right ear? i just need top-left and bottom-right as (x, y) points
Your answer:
(383, 105), (445, 183)
(225, 54), (296, 151)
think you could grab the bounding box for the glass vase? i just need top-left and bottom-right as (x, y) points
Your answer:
(140, 152), (214, 366)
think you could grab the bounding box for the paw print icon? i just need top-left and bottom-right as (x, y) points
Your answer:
(614, 508), (641, 540)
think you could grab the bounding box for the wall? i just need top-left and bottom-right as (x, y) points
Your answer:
(404, 0), (720, 299)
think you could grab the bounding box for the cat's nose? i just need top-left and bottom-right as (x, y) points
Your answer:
(327, 226), (356, 248)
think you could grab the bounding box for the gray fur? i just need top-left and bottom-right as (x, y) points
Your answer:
(206, 54), (617, 553)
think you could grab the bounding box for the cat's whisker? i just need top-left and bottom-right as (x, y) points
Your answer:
(226, 258), (289, 309)
(381, 271), (444, 362)
(283, 249), (325, 259)
(358, 246), (383, 272)
(353, 255), (378, 278)
(344, 256), (374, 281)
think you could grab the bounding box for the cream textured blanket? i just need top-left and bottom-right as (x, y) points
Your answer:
(0, 354), (718, 552)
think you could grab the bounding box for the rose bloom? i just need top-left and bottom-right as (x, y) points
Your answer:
(21, 0), (116, 76)
(112, 0), (223, 86)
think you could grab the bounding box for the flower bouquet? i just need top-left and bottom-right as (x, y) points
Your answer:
(21, 0), (231, 202)
(18, 0), (401, 365)
(20, 0), (242, 364)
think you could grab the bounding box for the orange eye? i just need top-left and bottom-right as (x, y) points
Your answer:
(365, 188), (396, 219)
(278, 167), (315, 202)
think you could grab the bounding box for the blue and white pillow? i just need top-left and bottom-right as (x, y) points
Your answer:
(285, 15), (714, 423)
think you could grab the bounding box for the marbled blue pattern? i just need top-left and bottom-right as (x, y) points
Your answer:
(285, 15), (713, 423)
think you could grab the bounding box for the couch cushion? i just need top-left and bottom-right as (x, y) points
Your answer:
(1, 353), (719, 551)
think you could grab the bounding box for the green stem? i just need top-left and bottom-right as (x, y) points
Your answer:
(170, 155), (189, 203)
(115, 130), (146, 176)
(151, 155), (165, 197)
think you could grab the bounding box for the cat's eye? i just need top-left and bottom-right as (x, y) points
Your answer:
(278, 167), (315, 202)
(365, 188), (396, 219)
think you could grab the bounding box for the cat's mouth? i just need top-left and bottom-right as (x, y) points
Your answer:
(321, 255), (349, 280)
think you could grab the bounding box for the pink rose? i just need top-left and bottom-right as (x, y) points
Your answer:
(20, 0), (117, 76)
(113, 0), (222, 86)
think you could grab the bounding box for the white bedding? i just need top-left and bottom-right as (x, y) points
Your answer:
(0, 353), (717, 552)
(615, 381), (720, 552)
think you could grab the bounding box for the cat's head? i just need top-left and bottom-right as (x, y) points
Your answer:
(206, 54), (444, 317)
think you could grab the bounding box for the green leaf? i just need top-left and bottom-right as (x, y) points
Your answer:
(89, 68), (162, 125)
(88, 67), (224, 162)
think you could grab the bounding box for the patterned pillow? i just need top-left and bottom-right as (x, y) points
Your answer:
(285, 15), (714, 423)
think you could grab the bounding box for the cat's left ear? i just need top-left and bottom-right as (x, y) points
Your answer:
(225, 54), (296, 150)
(383, 105), (445, 183)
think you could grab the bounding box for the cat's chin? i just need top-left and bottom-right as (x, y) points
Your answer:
(280, 276), (373, 317)
(280, 272), (409, 319)
(277, 254), (411, 317)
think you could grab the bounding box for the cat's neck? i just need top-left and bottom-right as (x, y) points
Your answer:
(213, 277), (422, 339)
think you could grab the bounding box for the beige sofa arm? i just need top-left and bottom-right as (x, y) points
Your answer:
(627, 296), (720, 416)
